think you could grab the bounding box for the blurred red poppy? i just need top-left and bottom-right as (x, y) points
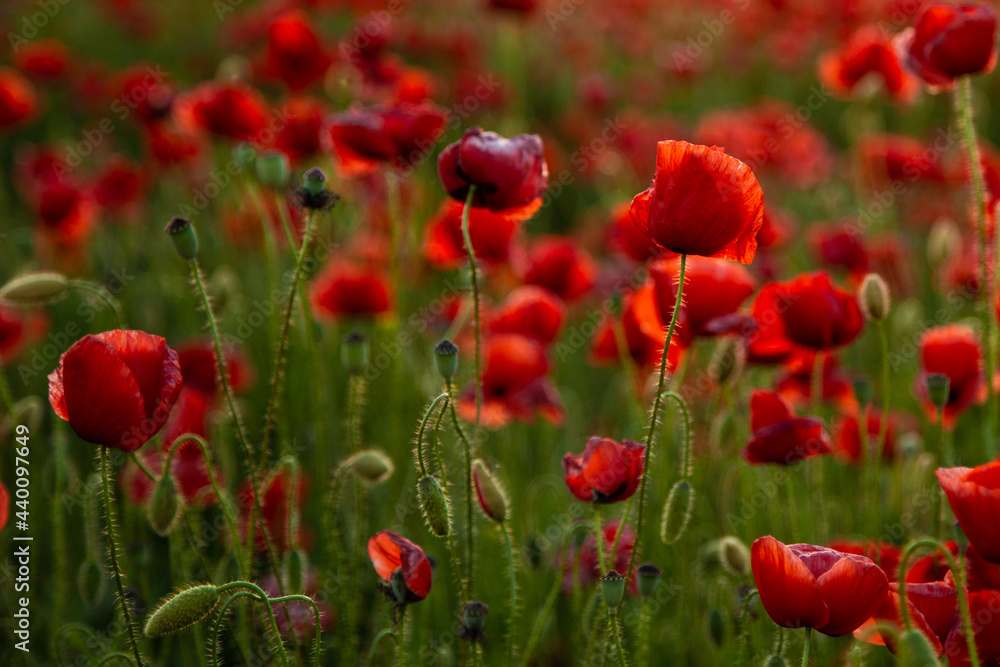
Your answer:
(856, 133), (950, 189)
(743, 390), (832, 465)
(937, 462), (1000, 564)
(423, 198), (520, 269)
(859, 581), (957, 655)
(630, 141), (763, 264)
(48, 330), (183, 451)
(833, 409), (912, 464)
(368, 531), (433, 602)
(309, 260), (393, 324)
(775, 351), (857, 412)
(0, 67), (37, 130)
(264, 10), (332, 91)
(563, 437), (645, 504)
(522, 237), (596, 303)
(324, 103), (447, 177)
(106, 63), (174, 125)
(751, 536), (889, 636)
(818, 25), (918, 103)
(175, 338), (254, 398)
(942, 589), (1000, 665)
(746, 283), (795, 365)
(270, 97), (326, 165)
(489, 286), (567, 345)
(239, 470), (309, 554)
(438, 127), (548, 220)
(914, 324), (983, 427)
(808, 225), (869, 276)
(175, 80), (269, 142)
(899, 3), (998, 89)
(826, 540), (901, 579)
(590, 280), (686, 370)
(32, 181), (98, 247)
(0, 305), (47, 363)
(457, 334), (564, 429)
(563, 520), (636, 592)
(93, 155), (148, 221)
(260, 568), (334, 640)
(606, 202), (664, 263)
(768, 272), (865, 350)
(14, 38), (71, 82)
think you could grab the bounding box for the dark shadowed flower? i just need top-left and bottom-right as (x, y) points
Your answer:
(263, 9), (332, 91)
(563, 437), (645, 504)
(0, 67), (37, 130)
(768, 272), (865, 350)
(743, 390), (832, 465)
(175, 80), (269, 141)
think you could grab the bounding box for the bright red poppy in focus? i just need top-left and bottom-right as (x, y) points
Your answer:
(743, 390), (832, 465)
(914, 324), (984, 427)
(48, 330), (183, 451)
(899, 3), (998, 89)
(309, 260), (393, 324)
(936, 462), (1000, 564)
(368, 530), (433, 602)
(563, 437), (645, 504)
(751, 536), (889, 636)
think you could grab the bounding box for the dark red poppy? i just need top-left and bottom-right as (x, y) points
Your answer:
(826, 540), (902, 580)
(563, 521), (636, 592)
(239, 471), (309, 554)
(422, 198), (520, 269)
(808, 225), (869, 276)
(768, 272), (865, 350)
(743, 390), (832, 465)
(48, 330), (183, 451)
(942, 589), (1000, 665)
(457, 334), (564, 429)
(93, 156), (147, 221)
(175, 81), (269, 142)
(143, 120), (207, 170)
(309, 260), (392, 324)
(834, 409), (912, 464)
(563, 437), (645, 504)
(914, 324), (984, 427)
(323, 103), (447, 177)
(107, 63), (174, 124)
(649, 255), (756, 343)
(906, 541), (961, 584)
(264, 10), (332, 91)
(14, 38), (71, 82)
(270, 97), (326, 165)
(751, 536), (889, 636)
(899, 3), (998, 89)
(775, 351), (858, 413)
(490, 286), (566, 346)
(746, 283), (795, 365)
(937, 462), (1000, 564)
(590, 280), (687, 371)
(859, 581), (957, 655)
(630, 141), (763, 264)
(606, 202), (665, 263)
(0, 67), (37, 130)
(818, 24), (918, 103)
(522, 237), (596, 303)
(368, 531), (433, 602)
(0, 305), (47, 362)
(174, 338), (254, 398)
(488, 0), (537, 13)
(0, 481), (7, 532)
(32, 181), (97, 247)
(438, 127), (548, 220)
(856, 133), (950, 188)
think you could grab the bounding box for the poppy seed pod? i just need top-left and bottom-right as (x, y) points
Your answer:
(434, 339), (459, 379)
(417, 476), (452, 537)
(302, 167), (326, 195)
(637, 563), (661, 598)
(148, 473), (182, 537)
(256, 150), (290, 188)
(859, 273), (891, 321)
(346, 450), (394, 484)
(472, 459), (508, 523)
(460, 600), (489, 642)
(853, 377), (874, 407)
(0, 272), (68, 306)
(601, 571), (627, 608)
(340, 332), (369, 374)
(925, 373), (951, 410)
(144, 585), (220, 638)
(660, 480), (695, 545)
(707, 608), (725, 646)
(165, 217), (199, 260)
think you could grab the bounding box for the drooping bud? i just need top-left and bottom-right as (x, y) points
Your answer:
(716, 536), (751, 576)
(636, 563), (661, 598)
(256, 149), (290, 188)
(895, 628), (941, 666)
(341, 332), (369, 374)
(858, 273), (891, 321)
(601, 571), (626, 609)
(346, 450), (393, 484)
(283, 549), (306, 593)
(148, 473), (182, 537)
(925, 373), (950, 410)
(853, 376), (873, 407)
(77, 559), (105, 607)
(706, 608), (725, 647)
(660, 480), (695, 545)
(417, 476), (452, 537)
(144, 585), (221, 638)
(165, 217), (199, 260)
(303, 167), (326, 195)
(0, 272), (69, 306)
(709, 337), (745, 386)
(434, 340), (459, 379)
(927, 218), (960, 269)
(472, 459), (508, 523)
(459, 601), (489, 642)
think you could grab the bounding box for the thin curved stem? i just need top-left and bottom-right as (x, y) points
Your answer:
(69, 280), (127, 329)
(446, 378), (476, 601)
(367, 628), (398, 666)
(211, 591), (258, 667)
(736, 590), (760, 667)
(268, 594), (323, 667)
(416, 393), (450, 477)
(459, 187), (482, 430)
(217, 582), (289, 667)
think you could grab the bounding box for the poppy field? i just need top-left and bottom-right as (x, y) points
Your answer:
(6, 0), (1000, 665)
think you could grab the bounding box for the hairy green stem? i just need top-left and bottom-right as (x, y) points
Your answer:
(459, 187), (482, 430)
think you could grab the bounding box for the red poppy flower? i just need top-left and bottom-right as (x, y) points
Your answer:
(175, 338), (254, 398)
(175, 81), (269, 142)
(269, 97), (326, 165)
(457, 334), (564, 429)
(914, 324), (984, 427)
(489, 286), (567, 346)
(826, 540), (902, 579)
(856, 133), (950, 188)
(743, 390), (832, 465)
(590, 280), (686, 370)
(422, 198), (520, 269)
(906, 541), (961, 584)
(563, 521), (636, 592)
(649, 256), (756, 343)
(834, 409), (912, 464)
(264, 10), (332, 91)
(143, 120), (207, 170)
(368, 531), (433, 602)
(757, 205), (794, 250)
(323, 103), (447, 177)
(751, 536), (889, 636)
(746, 283), (795, 365)
(858, 581), (957, 655)
(768, 272), (865, 350)
(936, 462), (1000, 564)
(32, 181), (97, 247)
(808, 225), (869, 276)
(309, 260), (393, 324)
(0, 305), (47, 362)
(93, 156), (147, 221)
(563, 437), (645, 504)
(630, 141), (763, 264)
(488, 0), (537, 13)
(522, 237), (596, 303)
(606, 202), (665, 263)
(942, 589), (1000, 665)
(0, 481), (8, 532)
(818, 25), (919, 103)
(775, 351), (858, 413)
(438, 127), (548, 220)
(239, 471), (309, 554)
(899, 3), (998, 89)
(48, 330), (183, 451)
(14, 38), (71, 82)
(0, 67), (37, 130)
(107, 63), (174, 124)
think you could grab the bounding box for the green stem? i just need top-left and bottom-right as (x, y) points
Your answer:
(459, 187), (482, 430)
(521, 527), (577, 667)
(217, 582), (290, 667)
(625, 254), (687, 582)
(594, 508), (608, 574)
(69, 280), (127, 329)
(100, 448), (144, 667)
(446, 378), (476, 601)
(801, 627), (811, 667)
(396, 612), (409, 667)
(416, 394), (450, 477)
(610, 611), (629, 667)
(934, 408), (945, 541)
(810, 351), (824, 412)
(736, 590), (760, 667)
(367, 628), (398, 666)
(872, 321), (890, 545)
(502, 523), (519, 666)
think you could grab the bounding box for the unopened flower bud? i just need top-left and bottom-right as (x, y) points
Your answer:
(716, 536), (751, 576)
(459, 601), (489, 642)
(0, 272), (68, 306)
(341, 332), (369, 374)
(148, 473), (182, 537)
(417, 476), (452, 537)
(472, 459), (508, 523)
(896, 628), (941, 666)
(144, 585), (220, 638)
(660, 480), (695, 545)
(763, 655), (790, 667)
(859, 273), (891, 321)
(346, 450), (393, 484)
(303, 167), (327, 195)
(927, 218), (960, 269)
(925, 373), (950, 410)
(434, 340), (459, 379)
(390, 568), (408, 603)
(601, 571), (626, 609)
(165, 217), (199, 260)
(283, 549), (306, 593)
(256, 150), (290, 188)
(707, 608), (725, 647)
(709, 337), (745, 385)
(636, 563), (661, 598)
(853, 376), (873, 407)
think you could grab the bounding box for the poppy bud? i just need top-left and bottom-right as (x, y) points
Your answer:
(341, 332), (369, 374)
(232, 142), (256, 168)
(895, 628), (941, 666)
(637, 563), (661, 598)
(283, 549), (306, 593)
(77, 559), (105, 606)
(660, 480), (695, 545)
(472, 459), (508, 523)
(925, 373), (950, 410)
(0, 272), (68, 306)
(706, 608), (725, 647)
(417, 476), (452, 537)
(709, 337), (745, 385)
(434, 339), (459, 379)
(706, 536), (752, 576)
(601, 570), (626, 609)
(165, 217), (199, 260)
(303, 167), (326, 196)
(459, 600), (489, 642)
(256, 149), (290, 188)
(148, 473), (182, 537)
(346, 449), (394, 484)
(858, 273), (891, 321)
(853, 376), (873, 407)
(144, 584), (220, 638)
(927, 218), (960, 269)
